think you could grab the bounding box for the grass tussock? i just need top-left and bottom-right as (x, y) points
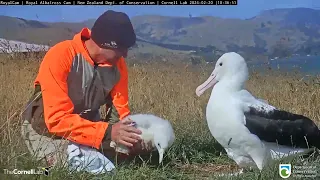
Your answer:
(0, 55), (319, 180)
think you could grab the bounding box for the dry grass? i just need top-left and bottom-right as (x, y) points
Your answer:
(0, 54), (319, 179)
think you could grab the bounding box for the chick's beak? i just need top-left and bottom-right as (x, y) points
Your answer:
(158, 148), (164, 163)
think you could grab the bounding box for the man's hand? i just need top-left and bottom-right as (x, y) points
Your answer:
(111, 118), (142, 148)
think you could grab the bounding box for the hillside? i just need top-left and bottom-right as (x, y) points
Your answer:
(132, 8), (320, 56)
(1, 7), (320, 60)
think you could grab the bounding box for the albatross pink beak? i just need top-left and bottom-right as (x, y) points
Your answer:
(195, 73), (218, 97)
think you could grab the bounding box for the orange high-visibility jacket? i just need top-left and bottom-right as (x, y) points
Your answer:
(34, 28), (130, 149)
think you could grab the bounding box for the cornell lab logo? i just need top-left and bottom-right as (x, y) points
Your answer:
(279, 164), (291, 178)
(3, 166), (51, 176)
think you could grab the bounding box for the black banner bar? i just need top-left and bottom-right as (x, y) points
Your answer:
(0, 0), (237, 5)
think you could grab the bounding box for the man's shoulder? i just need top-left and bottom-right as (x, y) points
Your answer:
(40, 39), (80, 68)
(44, 39), (82, 60)
(48, 40), (75, 54)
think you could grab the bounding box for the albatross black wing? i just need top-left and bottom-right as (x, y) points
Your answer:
(244, 106), (320, 149)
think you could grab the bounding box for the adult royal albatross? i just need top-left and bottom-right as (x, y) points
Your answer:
(195, 52), (320, 171)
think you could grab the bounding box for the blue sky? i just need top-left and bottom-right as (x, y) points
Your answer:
(0, 0), (319, 22)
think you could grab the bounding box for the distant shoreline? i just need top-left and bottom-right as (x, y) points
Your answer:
(248, 55), (320, 75)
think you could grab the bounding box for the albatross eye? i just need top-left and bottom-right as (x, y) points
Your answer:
(219, 63), (223, 66)
(158, 143), (161, 147)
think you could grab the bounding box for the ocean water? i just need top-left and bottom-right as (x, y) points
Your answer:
(248, 55), (320, 75)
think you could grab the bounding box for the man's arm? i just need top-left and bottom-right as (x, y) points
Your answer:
(109, 57), (130, 120)
(36, 42), (110, 149)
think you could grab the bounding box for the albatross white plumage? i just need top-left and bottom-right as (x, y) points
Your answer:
(195, 52), (320, 171)
(110, 114), (175, 163)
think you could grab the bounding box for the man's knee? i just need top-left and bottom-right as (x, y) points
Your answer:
(21, 119), (68, 167)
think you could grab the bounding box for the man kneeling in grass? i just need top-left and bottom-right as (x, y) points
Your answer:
(21, 10), (152, 169)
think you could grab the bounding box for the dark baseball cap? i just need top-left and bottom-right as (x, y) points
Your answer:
(91, 10), (136, 50)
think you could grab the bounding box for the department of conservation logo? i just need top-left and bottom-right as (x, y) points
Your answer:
(279, 164), (292, 178)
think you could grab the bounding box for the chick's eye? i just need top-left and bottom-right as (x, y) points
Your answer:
(158, 143), (161, 147)
(219, 63), (223, 66)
